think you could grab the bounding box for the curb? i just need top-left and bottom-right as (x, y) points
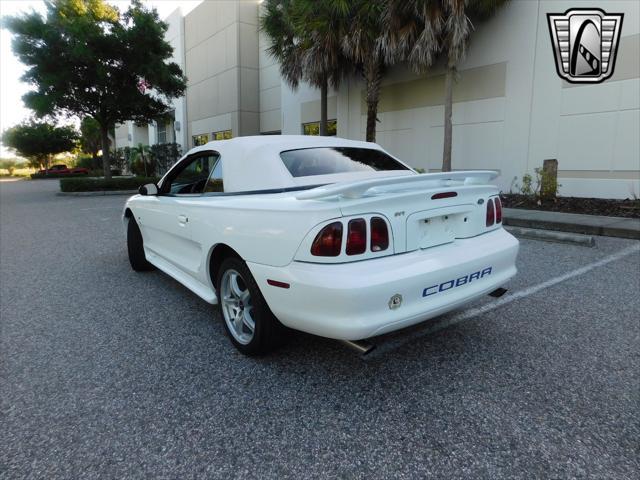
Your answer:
(505, 226), (595, 247)
(57, 190), (137, 197)
(503, 214), (640, 240)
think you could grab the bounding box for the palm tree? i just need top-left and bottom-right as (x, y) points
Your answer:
(383, 0), (508, 171)
(129, 143), (152, 177)
(341, 0), (387, 142)
(261, 0), (350, 136)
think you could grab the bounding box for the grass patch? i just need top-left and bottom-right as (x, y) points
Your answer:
(0, 167), (35, 178)
(59, 176), (159, 192)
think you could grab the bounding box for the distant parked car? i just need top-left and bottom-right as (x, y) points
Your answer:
(38, 164), (89, 175)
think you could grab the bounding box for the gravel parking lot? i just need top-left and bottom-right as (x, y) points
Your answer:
(1, 179), (639, 479)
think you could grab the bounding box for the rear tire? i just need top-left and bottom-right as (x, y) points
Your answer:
(127, 217), (155, 272)
(217, 257), (285, 355)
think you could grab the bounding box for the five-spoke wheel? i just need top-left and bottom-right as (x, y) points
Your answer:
(220, 269), (255, 345)
(216, 257), (285, 355)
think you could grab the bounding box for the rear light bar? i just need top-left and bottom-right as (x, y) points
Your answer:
(311, 217), (389, 257)
(486, 198), (495, 227)
(494, 196), (502, 223)
(431, 191), (458, 200)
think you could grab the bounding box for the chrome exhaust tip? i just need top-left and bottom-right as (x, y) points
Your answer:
(488, 287), (508, 298)
(340, 339), (376, 355)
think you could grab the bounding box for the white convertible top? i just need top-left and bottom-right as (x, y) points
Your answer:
(184, 135), (415, 192)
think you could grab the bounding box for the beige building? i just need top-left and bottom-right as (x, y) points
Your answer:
(116, 0), (639, 199)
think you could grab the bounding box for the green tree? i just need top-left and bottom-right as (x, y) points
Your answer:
(4, 0), (186, 179)
(79, 117), (107, 169)
(1, 121), (78, 170)
(261, 0), (350, 136)
(384, 0), (508, 171)
(0, 159), (18, 175)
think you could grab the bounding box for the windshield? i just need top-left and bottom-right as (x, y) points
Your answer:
(280, 147), (410, 178)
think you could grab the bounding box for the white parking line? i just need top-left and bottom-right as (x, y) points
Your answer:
(368, 243), (640, 358)
(80, 206), (122, 211)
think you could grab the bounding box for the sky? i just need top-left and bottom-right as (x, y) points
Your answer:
(0, 0), (202, 157)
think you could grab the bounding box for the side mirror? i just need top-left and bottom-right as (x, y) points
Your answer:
(139, 183), (158, 196)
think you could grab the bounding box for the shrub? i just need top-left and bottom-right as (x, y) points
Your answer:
(75, 155), (98, 170)
(520, 173), (534, 196)
(130, 156), (155, 176)
(513, 168), (561, 203)
(59, 176), (160, 192)
(149, 142), (182, 174)
(31, 172), (89, 179)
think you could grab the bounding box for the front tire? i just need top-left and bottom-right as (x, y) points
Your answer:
(127, 217), (155, 272)
(217, 257), (285, 355)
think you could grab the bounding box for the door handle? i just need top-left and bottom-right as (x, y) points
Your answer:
(178, 214), (188, 224)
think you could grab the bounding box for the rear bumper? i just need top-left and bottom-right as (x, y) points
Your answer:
(248, 228), (519, 340)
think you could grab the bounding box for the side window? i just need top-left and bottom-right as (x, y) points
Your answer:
(162, 153), (220, 195)
(203, 158), (224, 192)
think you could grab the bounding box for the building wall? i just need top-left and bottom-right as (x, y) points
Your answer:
(114, 124), (129, 150)
(258, 5), (281, 134)
(527, 1), (640, 199)
(279, 0), (639, 199)
(113, 0), (638, 198)
(184, 0), (259, 145)
(157, 7), (187, 150)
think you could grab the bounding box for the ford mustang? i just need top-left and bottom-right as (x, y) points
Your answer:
(123, 136), (519, 355)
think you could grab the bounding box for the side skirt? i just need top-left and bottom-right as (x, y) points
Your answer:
(145, 249), (219, 305)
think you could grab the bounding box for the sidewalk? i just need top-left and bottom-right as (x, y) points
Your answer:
(503, 208), (640, 240)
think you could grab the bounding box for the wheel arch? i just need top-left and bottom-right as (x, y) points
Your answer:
(208, 243), (243, 290)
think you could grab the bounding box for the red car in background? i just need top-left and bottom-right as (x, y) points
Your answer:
(38, 164), (89, 175)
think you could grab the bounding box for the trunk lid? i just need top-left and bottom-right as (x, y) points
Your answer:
(337, 185), (496, 253)
(296, 171), (501, 254)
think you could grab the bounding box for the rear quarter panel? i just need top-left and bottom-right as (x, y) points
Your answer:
(187, 194), (342, 268)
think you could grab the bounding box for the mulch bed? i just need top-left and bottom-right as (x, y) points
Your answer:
(501, 194), (640, 219)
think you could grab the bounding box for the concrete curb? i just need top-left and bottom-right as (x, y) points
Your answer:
(503, 208), (640, 240)
(57, 190), (137, 197)
(505, 226), (596, 247)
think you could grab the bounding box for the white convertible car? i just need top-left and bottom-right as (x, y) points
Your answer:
(124, 136), (519, 355)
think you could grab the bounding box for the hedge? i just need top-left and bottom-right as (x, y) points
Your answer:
(32, 169), (121, 179)
(32, 172), (89, 179)
(59, 176), (159, 192)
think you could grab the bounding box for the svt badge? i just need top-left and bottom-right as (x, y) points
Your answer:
(547, 8), (623, 84)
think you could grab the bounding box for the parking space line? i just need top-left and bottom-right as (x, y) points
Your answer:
(368, 243), (640, 358)
(80, 206), (122, 211)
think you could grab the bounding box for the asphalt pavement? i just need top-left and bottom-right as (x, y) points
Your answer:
(1, 179), (639, 479)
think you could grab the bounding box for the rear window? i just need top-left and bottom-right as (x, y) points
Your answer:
(280, 147), (409, 178)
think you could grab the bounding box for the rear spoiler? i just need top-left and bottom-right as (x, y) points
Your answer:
(296, 170), (499, 200)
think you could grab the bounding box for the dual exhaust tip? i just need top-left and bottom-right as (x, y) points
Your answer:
(339, 288), (508, 355)
(340, 339), (376, 356)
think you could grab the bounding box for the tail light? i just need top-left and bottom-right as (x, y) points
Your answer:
(346, 219), (367, 255)
(494, 197), (502, 223)
(370, 217), (389, 252)
(311, 222), (342, 256)
(486, 199), (495, 227)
